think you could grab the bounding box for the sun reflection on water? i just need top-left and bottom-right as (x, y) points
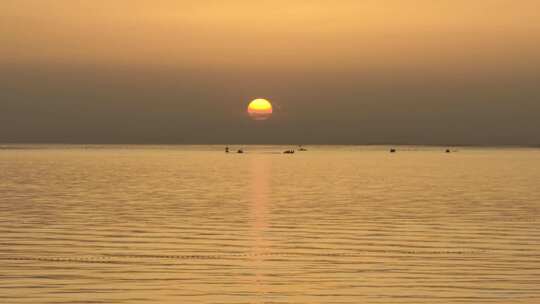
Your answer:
(249, 155), (272, 296)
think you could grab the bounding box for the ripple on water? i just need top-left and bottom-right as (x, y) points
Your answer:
(1, 145), (539, 303)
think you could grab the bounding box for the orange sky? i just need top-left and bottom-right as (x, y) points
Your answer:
(1, 1), (540, 144)
(2, 0), (539, 71)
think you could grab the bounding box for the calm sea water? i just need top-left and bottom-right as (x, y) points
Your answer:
(1, 145), (539, 303)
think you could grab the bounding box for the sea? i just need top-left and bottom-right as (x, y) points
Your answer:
(1, 145), (539, 303)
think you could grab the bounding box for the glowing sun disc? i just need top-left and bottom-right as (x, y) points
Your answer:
(248, 98), (273, 120)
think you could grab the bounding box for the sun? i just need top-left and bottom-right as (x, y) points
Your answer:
(247, 98), (273, 121)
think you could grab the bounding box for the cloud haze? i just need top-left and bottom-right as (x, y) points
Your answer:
(1, 0), (539, 145)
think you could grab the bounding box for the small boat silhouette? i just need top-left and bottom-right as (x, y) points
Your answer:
(237, 149), (244, 154)
(390, 148), (396, 153)
(283, 150), (295, 154)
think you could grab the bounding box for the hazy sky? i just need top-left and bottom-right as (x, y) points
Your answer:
(1, 0), (539, 145)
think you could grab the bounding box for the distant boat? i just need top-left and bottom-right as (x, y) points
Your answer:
(283, 150), (295, 154)
(446, 149), (451, 153)
(237, 149), (244, 154)
(390, 148), (396, 153)
(225, 146), (229, 153)
(298, 145), (307, 151)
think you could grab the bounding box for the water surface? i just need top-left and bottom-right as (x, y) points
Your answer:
(1, 145), (539, 303)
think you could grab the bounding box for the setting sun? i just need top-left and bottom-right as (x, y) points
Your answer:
(247, 98), (273, 121)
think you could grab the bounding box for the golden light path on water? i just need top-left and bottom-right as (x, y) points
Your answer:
(250, 156), (270, 296)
